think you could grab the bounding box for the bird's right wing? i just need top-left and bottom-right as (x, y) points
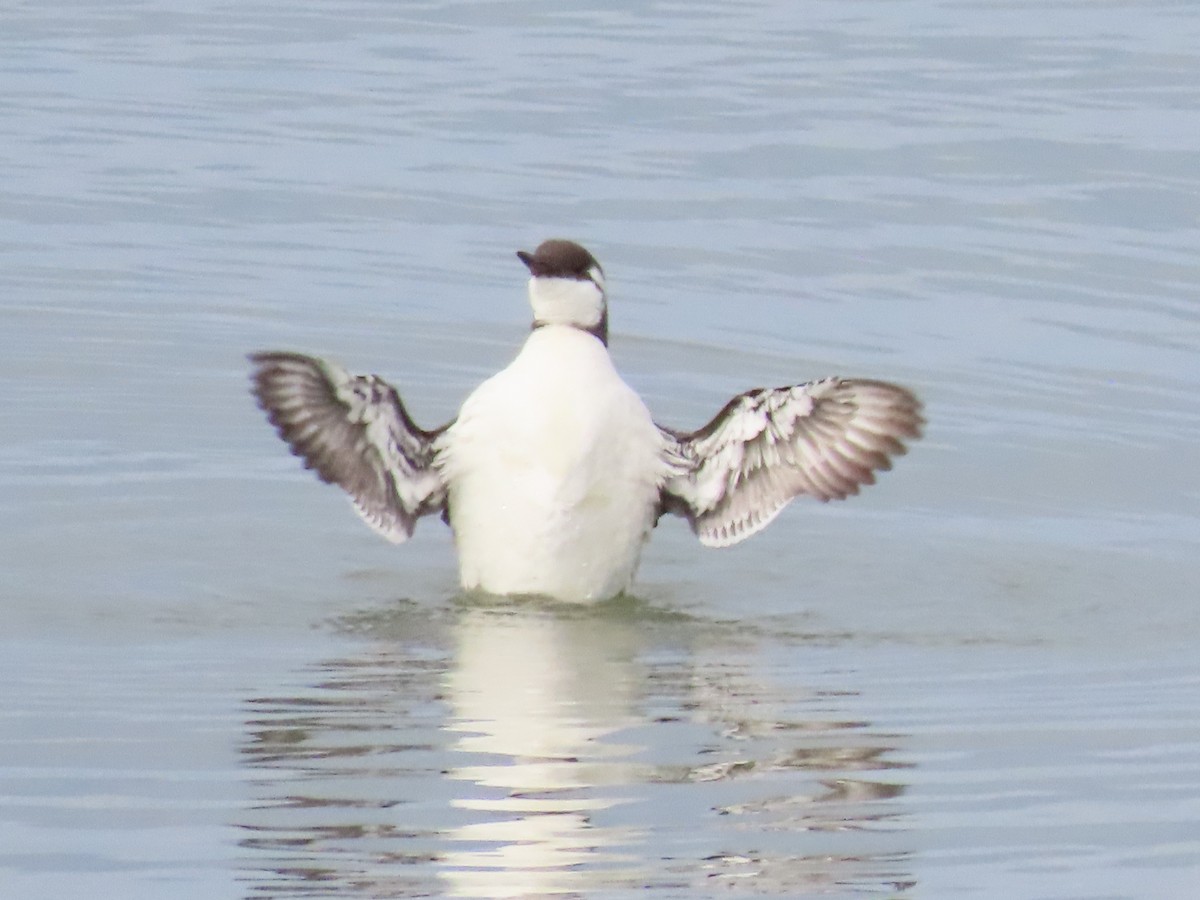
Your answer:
(249, 351), (450, 543)
(658, 378), (923, 548)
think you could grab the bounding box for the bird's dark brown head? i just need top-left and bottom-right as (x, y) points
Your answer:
(516, 239), (601, 281)
(518, 239), (608, 345)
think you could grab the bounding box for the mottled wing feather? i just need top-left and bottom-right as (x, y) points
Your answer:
(659, 378), (923, 547)
(249, 351), (449, 543)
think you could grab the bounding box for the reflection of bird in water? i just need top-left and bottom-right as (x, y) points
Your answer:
(439, 607), (646, 898)
(234, 605), (916, 898)
(251, 239), (923, 602)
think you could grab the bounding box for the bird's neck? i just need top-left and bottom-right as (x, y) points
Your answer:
(527, 278), (608, 346)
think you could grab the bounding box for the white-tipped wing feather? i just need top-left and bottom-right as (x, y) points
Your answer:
(249, 351), (448, 543)
(659, 378), (923, 548)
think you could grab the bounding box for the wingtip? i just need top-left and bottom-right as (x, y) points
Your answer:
(248, 349), (309, 368)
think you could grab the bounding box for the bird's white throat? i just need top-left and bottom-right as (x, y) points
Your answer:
(527, 274), (605, 330)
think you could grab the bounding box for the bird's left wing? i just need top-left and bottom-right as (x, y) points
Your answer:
(249, 351), (450, 543)
(658, 378), (923, 548)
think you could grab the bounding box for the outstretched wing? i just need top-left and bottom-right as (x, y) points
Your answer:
(249, 351), (450, 543)
(659, 378), (923, 548)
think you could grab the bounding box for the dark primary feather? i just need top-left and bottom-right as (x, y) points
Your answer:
(659, 378), (923, 547)
(248, 351), (450, 543)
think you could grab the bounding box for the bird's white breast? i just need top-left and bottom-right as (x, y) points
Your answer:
(439, 327), (665, 602)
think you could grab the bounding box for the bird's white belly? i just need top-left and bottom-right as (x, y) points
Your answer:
(440, 330), (663, 602)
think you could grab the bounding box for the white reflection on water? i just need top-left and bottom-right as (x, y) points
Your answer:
(439, 607), (645, 896)
(235, 600), (915, 897)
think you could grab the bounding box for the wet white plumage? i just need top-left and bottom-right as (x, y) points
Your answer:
(438, 325), (666, 601)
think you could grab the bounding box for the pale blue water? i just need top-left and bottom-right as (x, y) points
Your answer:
(2, 1), (1199, 897)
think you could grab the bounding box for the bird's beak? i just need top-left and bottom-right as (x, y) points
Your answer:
(516, 250), (535, 272)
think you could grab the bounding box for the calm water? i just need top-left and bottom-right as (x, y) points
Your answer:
(3, 1), (1199, 897)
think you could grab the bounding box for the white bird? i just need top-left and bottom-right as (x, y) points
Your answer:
(250, 239), (923, 602)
